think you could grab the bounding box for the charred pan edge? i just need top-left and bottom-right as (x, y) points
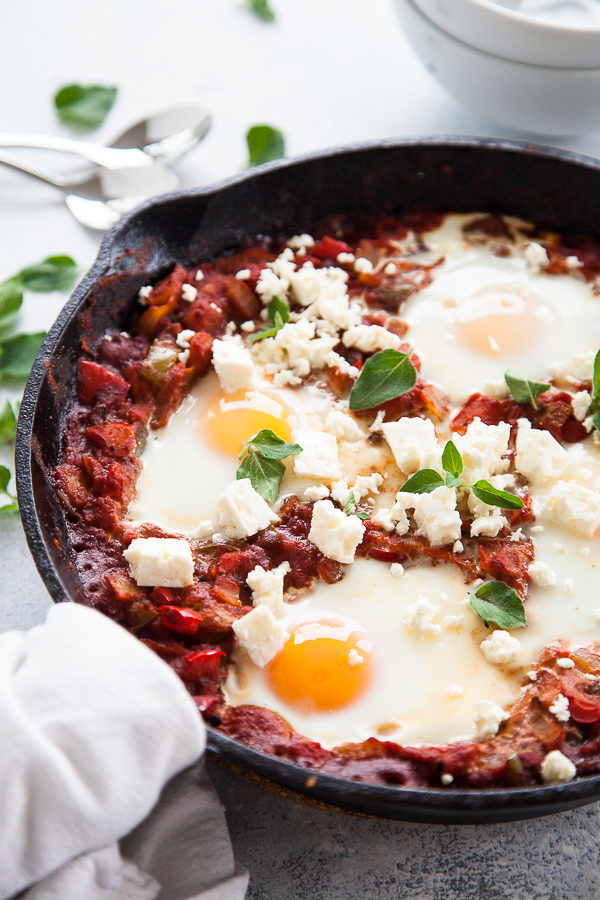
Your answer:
(15, 137), (600, 823)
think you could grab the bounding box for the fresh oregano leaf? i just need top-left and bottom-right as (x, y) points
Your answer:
(247, 295), (289, 343)
(0, 280), (23, 321)
(54, 84), (117, 129)
(240, 428), (301, 460)
(593, 410), (600, 433)
(471, 479), (524, 510)
(18, 255), (77, 292)
(344, 491), (356, 514)
(399, 469), (445, 494)
(470, 581), (527, 629)
(0, 401), (17, 444)
(0, 332), (46, 378)
(445, 472), (461, 488)
(593, 348), (600, 402)
(356, 510), (370, 520)
(236, 450), (285, 504)
(0, 464), (18, 513)
(246, 125), (285, 167)
(442, 440), (463, 479)
(504, 370), (550, 411)
(349, 349), (417, 411)
(248, 0), (275, 20)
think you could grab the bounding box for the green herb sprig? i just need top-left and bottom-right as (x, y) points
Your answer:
(470, 580), (527, 629)
(0, 465), (18, 514)
(247, 296), (289, 343)
(246, 125), (285, 167)
(349, 348), (417, 411)
(54, 84), (117, 130)
(504, 370), (550, 410)
(343, 490), (369, 520)
(236, 429), (302, 503)
(399, 440), (524, 511)
(248, 0), (275, 21)
(0, 401), (17, 445)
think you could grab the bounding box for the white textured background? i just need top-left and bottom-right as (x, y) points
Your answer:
(2, 1), (600, 896)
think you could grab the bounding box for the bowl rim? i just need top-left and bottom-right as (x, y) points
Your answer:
(15, 135), (600, 823)
(406, 0), (600, 68)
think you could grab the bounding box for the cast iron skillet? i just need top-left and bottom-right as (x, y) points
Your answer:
(15, 138), (600, 824)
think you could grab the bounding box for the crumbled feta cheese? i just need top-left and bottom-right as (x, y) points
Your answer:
(566, 255), (582, 268)
(384, 262), (397, 276)
(514, 418), (569, 486)
(443, 614), (465, 629)
(549, 693), (570, 722)
(324, 409), (363, 442)
(124, 537), (194, 588)
(232, 605), (286, 668)
(287, 233), (315, 250)
(411, 486), (462, 547)
(474, 700), (507, 740)
(303, 484), (330, 502)
(137, 285), (153, 304)
(594, 608), (600, 625)
(342, 324), (402, 353)
(524, 241), (549, 271)
(541, 750), (576, 784)
(325, 351), (360, 379)
(289, 263), (348, 309)
(557, 657), (575, 669)
(190, 520), (214, 539)
(402, 596), (442, 636)
(354, 257), (373, 274)
(216, 479), (278, 540)
(369, 410), (386, 434)
(293, 430), (341, 481)
(528, 670), (538, 682)
(452, 540), (464, 553)
(539, 480), (600, 537)
(247, 561), (291, 614)
(308, 499), (366, 564)
(528, 560), (557, 587)
(483, 378), (509, 399)
(441, 773), (454, 785)
(348, 648), (363, 666)
(381, 417), (442, 475)
(178, 349), (190, 365)
(195, 269), (204, 281)
(530, 525), (545, 534)
(240, 320), (256, 333)
(480, 629), (521, 667)
(176, 329), (196, 349)
(337, 252), (355, 265)
(252, 318), (338, 381)
(509, 528), (524, 542)
(446, 684), (463, 698)
(453, 418), (510, 483)
(470, 514), (507, 538)
(390, 563), (404, 577)
(572, 390), (591, 421)
(580, 545), (591, 557)
(181, 283), (198, 303)
(371, 507), (396, 532)
(256, 267), (289, 304)
(235, 268), (251, 280)
(564, 578), (575, 595)
(212, 335), (256, 392)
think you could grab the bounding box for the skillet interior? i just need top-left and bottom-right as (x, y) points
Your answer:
(16, 137), (600, 823)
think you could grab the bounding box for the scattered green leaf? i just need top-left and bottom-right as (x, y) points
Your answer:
(0, 280), (23, 321)
(344, 491), (356, 514)
(593, 410), (600, 433)
(17, 255), (77, 292)
(349, 349), (417, 411)
(0, 332), (46, 378)
(0, 401), (17, 445)
(248, 0), (275, 20)
(54, 84), (117, 130)
(441, 440), (462, 479)
(593, 348), (600, 402)
(470, 581), (527, 629)
(247, 295), (289, 343)
(504, 370), (550, 411)
(471, 479), (524, 510)
(240, 428), (302, 460)
(399, 469), (445, 494)
(246, 124), (285, 167)
(236, 451), (286, 504)
(356, 510), (370, 520)
(0, 464), (18, 514)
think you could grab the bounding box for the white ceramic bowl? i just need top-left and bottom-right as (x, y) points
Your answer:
(414, 0), (600, 68)
(393, 0), (600, 135)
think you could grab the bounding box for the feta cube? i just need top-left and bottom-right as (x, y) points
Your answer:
(480, 629), (521, 667)
(293, 430), (341, 481)
(124, 537), (194, 588)
(412, 486), (461, 547)
(452, 418), (510, 482)
(232, 605), (286, 667)
(473, 700), (508, 740)
(324, 409), (363, 442)
(308, 499), (366, 564)
(212, 335), (256, 393)
(381, 417), (442, 475)
(541, 750), (576, 783)
(247, 562), (291, 614)
(514, 419), (569, 485)
(572, 390), (592, 421)
(216, 479), (278, 540)
(538, 480), (600, 537)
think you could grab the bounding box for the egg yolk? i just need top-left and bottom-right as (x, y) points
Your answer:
(454, 284), (555, 356)
(203, 388), (296, 456)
(267, 619), (373, 713)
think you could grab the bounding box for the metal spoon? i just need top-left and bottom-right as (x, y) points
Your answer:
(0, 104), (212, 170)
(0, 151), (179, 230)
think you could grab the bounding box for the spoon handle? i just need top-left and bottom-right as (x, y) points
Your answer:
(0, 151), (71, 191)
(0, 133), (150, 170)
